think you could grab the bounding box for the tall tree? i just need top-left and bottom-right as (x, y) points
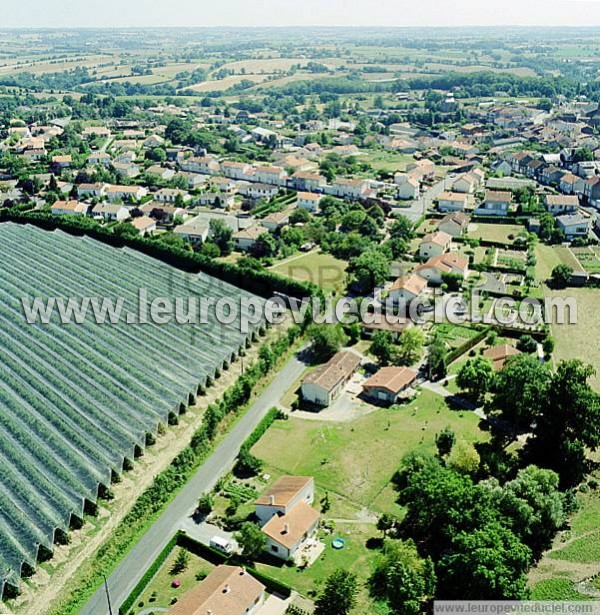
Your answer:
(315, 569), (358, 615)
(456, 356), (494, 404)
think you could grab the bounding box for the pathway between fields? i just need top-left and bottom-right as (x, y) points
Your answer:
(79, 352), (306, 615)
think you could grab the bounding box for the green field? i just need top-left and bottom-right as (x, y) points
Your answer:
(270, 251), (348, 294)
(467, 223), (525, 244)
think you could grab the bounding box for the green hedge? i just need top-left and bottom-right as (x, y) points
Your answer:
(119, 533), (179, 615)
(445, 328), (489, 364)
(239, 407), (284, 455)
(0, 210), (321, 302)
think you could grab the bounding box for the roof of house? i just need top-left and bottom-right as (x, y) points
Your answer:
(416, 252), (469, 275)
(131, 216), (156, 231)
(167, 565), (265, 615)
(255, 476), (313, 508)
(362, 366), (417, 395)
(421, 230), (452, 247)
(52, 200), (86, 213)
(439, 191), (468, 202)
(483, 344), (521, 370)
(546, 194), (579, 206)
(302, 350), (361, 394)
(92, 203), (127, 214)
(389, 273), (427, 296)
(485, 190), (513, 202)
(556, 213), (590, 226)
(440, 212), (469, 227)
(233, 224), (265, 241)
(297, 191), (321, 201)
(261, 502), (320, 550)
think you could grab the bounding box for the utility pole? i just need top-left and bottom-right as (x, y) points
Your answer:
(103, 574), (114, 615)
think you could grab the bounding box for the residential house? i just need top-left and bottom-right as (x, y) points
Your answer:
(419, 231), (452, 259)
(584, 176), (600, 205)
(143, 134), (165, 148)
(301, 350), (362, 406)
(174, 219), (210, 246)
(82, 126), (111, 139)
(556, 213), (591, 239)
(146, 165), (175, 181)
(154, 188), (190, 204)
(87, 152), (111, 166)
(483, 345), (521, 371)
(179, 155), (220, 175)
(22, 148), (46, 162)
(451, 172), (479, 194)
(112, 162), (140, 179)
(77, 182), (106, 199)
(541, 165), (566, 185)
(51, 155), (72, 170)
(131, 216), (157, 237)
(297, 191), (322, 213)
(438, 212), (469, 238)
(221, 161), (255, 181)
(476, 190), (513, 216)
(545, 194), (579, 216)
(253, 165), (287, 186)
(198, 192), (235, 209)
(388, 274), (427, 305)
(261, 210), (290, 232)
(239, 182), (279, 201)
(91, 203), (130, 222)
(167, 565), (265, 615)
(397, 177), (420, 200)
(406, 159), (436, 181)
(329, 178), (369, 200)
(106, 185), (147, 202)
(139, 202), (187, 223)
(51, 200), (89, 217)
(255, 476), (315, 525)
(210, 176), (237, 193)
(362, 366), (417, 405)
(233, 225), (266, 252)
(438, 191), (468, 212)
(415, 253), (469, 285)
(291, 171), (327, 192)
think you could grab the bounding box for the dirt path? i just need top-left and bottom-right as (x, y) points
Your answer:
(12, 325), (285, 615)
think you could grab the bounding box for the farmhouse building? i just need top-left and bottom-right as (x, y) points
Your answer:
(301, 350), (361, 406)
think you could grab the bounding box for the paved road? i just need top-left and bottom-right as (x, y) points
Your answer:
(401, 178), (448, 222)
(80, 352), (306, 615)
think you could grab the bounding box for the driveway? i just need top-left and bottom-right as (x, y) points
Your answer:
(179, 518), (238, 553)
(80, 351), (307, 615)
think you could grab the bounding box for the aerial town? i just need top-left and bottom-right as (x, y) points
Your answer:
(0, 16), (599, 615)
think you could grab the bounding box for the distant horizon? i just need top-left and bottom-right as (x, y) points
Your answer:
(4, 0), (600, 29)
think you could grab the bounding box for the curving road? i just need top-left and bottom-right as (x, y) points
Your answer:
(79, 352), (306, 615)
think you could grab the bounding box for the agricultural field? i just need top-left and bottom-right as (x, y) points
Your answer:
(535, 244), (584, 282)
(0, 223), (261, 595)
(570, 246), (600, 274)
(269, 251), (348, 294)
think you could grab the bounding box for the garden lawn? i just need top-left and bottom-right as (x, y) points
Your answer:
(251, 389), (484, 516)
(269, 251), (348, 294)
(467, 223), (524, 244)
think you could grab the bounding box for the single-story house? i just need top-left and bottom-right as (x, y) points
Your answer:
(112, 162), (140, 179)
(397, 177), (420, 200)
(362, 366), (417, 405)
(301, 350), (361, 406)
(131, 216), (157, 236)
(51, 155), (72, 169)
(154, 188), (191, 204)
(146, 165), (175, 181)
(51, 200), (89, 216)
(415, 253), (469, 285)
(105, 184), (147, 202)
(198, 192), (235, 209)
(77, 182), (106, 198)
(483, 344), (521, 371)
(139, 202), (187, 223)
(174, 220), (210, 246)
(91, 203), (130, 222)
(419, 231), (452, 259)
(167, 565), (265, 615)
(241, 183), (279, 200)
(556, 213), (592, 239)
(87, 152), (111, 166)
(233, 224), (266, 251)
(261, 210), (290, 232)
(438, 212), (469, 238)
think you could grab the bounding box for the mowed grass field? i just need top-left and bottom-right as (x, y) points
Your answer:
(467, 222), (525, 244)
(547, 288), (600, 390)
(270, 251), (348, 294)
(251, 389), (484, 516)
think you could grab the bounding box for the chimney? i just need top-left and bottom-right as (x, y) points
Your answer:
(223, 584), (231, 594)
(269, 494), (275, 506)
(283, 522), (290, 534)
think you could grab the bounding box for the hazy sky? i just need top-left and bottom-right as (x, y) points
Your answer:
(4, 0), (600, 28)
